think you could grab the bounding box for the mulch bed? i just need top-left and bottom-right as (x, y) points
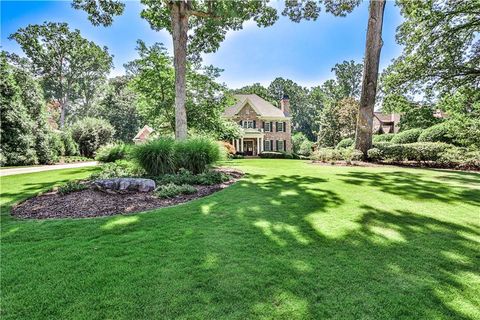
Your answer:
(12, 168), (243, 219)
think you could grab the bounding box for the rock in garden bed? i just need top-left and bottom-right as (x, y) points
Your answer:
(92, 178), (156, 193)
(12, 168), (243, 219)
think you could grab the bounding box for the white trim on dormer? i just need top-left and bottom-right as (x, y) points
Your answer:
(235, 98), (261, 116)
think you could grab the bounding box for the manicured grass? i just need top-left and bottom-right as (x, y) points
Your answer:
(1, 160), (479, 319)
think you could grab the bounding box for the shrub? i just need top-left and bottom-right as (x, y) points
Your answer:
(259, 152), (293, 159)
(61, 131), (79, 156)
(175, 137), (221, 174)
(132, 137), (176, 176)
(90, 160), (145, 180)
(58, 180), (87, 195)
(157, 169), (230, 186)
(391, 128), (423, 144)
(418, 122), (452, 144)
(311, 148), (342, 162)
(95, 143), (132, 163)
(370, 142), (453, 162)
(61, 156), (91, 163)
(35, 131), (58, 165)
(373, 133), (395, 143)
(50, 131), (65, 157)
(299, 139), (314, 156)
(292, 132), (308, 154)
(154, 183), (197, 198)
(367, 148), (383, 161)
(336, 138), (354, 149)
(342, 148), (364, 162)
(71, 117), (115, 157)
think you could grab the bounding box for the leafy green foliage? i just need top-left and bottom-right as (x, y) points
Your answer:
(311, 148), (362, 162)
(132, 137), (177, 176)
(94, 76), (144, 142)
(61, 131), (79, 156)
(9, 22), (113, 127)
(71, 117), (115, 157)
(390, 128), (423, 144)
(90, 160), (145, 180)
(259, 152), (294, 159)
(154, 183), (197, 199)
(336, 138), (354, 149)
(418, 123), (452, 145)
(174, 137), (222, 174)
(156, 169), (230, 186)
(383, 1), (480, 97)
(0, 54), (38, 166)
(57, 180), (87, 195)
(368, 142), (453, 163)
(292, 132), (309, 154)
(373, 133), (395, 143)
(95, 143), (132, 163)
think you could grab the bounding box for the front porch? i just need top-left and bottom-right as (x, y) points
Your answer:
(232, 130), (264, 156)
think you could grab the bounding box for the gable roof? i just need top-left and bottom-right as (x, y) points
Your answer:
(223, 94), (288, 118)
(133, 125), (155, 140)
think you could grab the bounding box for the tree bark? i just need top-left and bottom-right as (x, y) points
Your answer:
(171, 1), (189, 140)
(59, 96), (67, 128)
(355, 0), (386, 157)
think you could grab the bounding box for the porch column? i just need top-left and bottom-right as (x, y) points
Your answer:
(260, 137), (263, 152)
(257, 137), (261, 155)
(240, 138), (244, 152)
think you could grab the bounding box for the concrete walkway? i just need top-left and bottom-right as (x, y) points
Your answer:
(0, 161), (98, 177)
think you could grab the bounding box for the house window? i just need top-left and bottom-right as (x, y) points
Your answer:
(277, 122), (284, 132)
(242, 120), (254, 129)
(277, 140), (284, 151)
(264, 140), (271, 151)
(264, 122), (271, 132)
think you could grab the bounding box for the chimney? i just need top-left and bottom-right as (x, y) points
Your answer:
(280, 94), (290, 116)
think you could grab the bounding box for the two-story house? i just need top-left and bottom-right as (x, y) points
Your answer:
(222, 94), (292, 156)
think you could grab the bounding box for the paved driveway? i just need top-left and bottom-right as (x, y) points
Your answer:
(0, 162), (98, 177)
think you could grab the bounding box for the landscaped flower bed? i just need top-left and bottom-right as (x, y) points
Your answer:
(12, 168), (243, 219)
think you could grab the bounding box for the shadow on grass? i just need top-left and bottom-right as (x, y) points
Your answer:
(338, 170), (480, 205)
(1, 169), (479, 319)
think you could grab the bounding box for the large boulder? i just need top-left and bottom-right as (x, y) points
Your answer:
(93, 178), (155, 193)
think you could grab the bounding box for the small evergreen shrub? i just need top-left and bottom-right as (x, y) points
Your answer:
(342, 148), (364, 162)
(35, 131), (58, 165)
(336, 138), (354, 149)
(132, 137), (176, 175)
(95, 143), (132, 163)
(90, 160), (145, 180)
(367, 148), (383, 161)
(311, 148), (343, 162)
(175, 137), (221, 174)
(391, 128), (423, 144)
(154, 183), (197, 198)
(418, 122), (452, 144)
(373, 134), (395, 143)
(369, 142), (453, 162)
(156, 169), (230, 186)
(58, 180), (87, 195)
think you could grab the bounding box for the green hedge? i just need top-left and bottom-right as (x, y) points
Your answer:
(418, 122), (452, 144)
(373, 134), (395, 143)
(367, 142), (453, 162)
(336, 138), (354, 149)
(259, 152), (293, 159)
(391, 128), (423, 144)
(311, 148), (363, 162)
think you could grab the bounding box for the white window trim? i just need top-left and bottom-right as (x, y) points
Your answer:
(277, 140), (284, 152)
(264, 122), (271, 132)
(277, 122), (284, 132)
(264, 140), (271, 151)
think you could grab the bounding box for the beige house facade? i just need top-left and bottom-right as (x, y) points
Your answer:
(222, 94), (292, 156)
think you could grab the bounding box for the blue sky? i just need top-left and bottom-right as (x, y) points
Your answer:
(1, 0), (403, 89)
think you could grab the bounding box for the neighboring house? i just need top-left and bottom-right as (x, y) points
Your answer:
(373, 112), (401, 134)
(133, 125), (155, 144)
(222, 94), (292, 156)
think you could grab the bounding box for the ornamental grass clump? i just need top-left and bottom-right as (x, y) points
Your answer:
(175, 137), (221, 174)
(132, 137), (176, 176)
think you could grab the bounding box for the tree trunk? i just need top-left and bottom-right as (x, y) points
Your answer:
(355, 0), (386, 157)
(171, 1), (189, 140)
(59, 97), (67, 128)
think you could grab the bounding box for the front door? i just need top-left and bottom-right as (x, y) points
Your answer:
(244, 140), (254, 156)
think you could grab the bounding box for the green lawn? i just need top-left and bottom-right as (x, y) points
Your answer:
(1, 160), (479, 319)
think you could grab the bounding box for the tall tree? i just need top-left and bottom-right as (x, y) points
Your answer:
(383, 0), (480, 98)
(332, 60), (363, 99)
(73, 0), (278, 139)
(354, 0), (386, 155)
(125, 40), (232, 136)
(283, 0), (386, 156)
(9, 22), (112, 127)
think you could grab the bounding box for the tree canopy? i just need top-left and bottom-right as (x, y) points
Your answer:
(9, 22), (113, 127)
